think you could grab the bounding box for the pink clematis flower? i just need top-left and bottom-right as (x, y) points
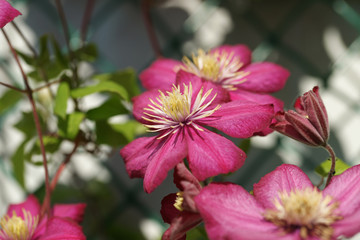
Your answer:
(120, 70), (274, 193)
(0, 0), (21, 28)
(0, 195), (86, 240)
(160, 162), (202, 240)
(195, 164), (360, 240)
(140, 45), (289, 121)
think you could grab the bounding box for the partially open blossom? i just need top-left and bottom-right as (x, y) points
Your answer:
(0, 195), (86, 240)
(140, 45), (290, 134)
(120, 70), (274, 193)
(0, 0), (21, 28)
(160, 162), (202, 240)
(271, 86), (329, 147)
(195, 164), (360, 240)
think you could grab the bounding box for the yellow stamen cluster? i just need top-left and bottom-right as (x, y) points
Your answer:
(174, 192), (184, 212)
(264, 187), (342, 240)
(181, 49), (249, 90)
(143, 83), (220, 139)
(0, 209), (39, 240)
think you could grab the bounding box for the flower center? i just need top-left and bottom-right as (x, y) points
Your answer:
(143, 83), (220, 139)
(174, 192), (184, 212)
(181, 49), (249, 90)
(0, 209), (39, 240)
(264, 187), (342, 240)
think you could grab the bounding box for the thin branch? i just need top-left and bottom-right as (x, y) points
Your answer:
(54, 0), (71, 52)
(0, 81), (25, 93)
(50, 136), (81, 191)
(141, 0), (162, 58)
(324, 144), (336, 187)
(2, 29), (51, 219)
(11, 21), (38, 57)
(81, 0), (95, 42)
(33, 78), (62, 92)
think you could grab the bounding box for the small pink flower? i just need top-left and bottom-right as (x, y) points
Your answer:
(271, 86), (329, 147)
(120, 71), (274, 193)
(0, 195), (86, 240)
(140, 45), (290, 135)
(195, 164), (360, 240)
(160, 162), (202, 240)
(0, 0), (21, 28)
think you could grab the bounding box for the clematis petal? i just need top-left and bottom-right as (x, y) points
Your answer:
(332, 207), (360, 239)
(229, 89), (284, 113)
(143, 131), (188, 193)
(132, 89), (163, 122)
(53, 203), (86, 223)
(237, 62), (289, 93)
(323, 164), (360, 217)
(211, 44), (252, 68)
(139, 58), (180, 90)
(175, 70), (229, 105)
(38, 217), (85, 240)
(7, 195), (40, 219)
(195, 183), (286, 240)
(199, 100), (274, 138)
(160, 194), (202, 240)
(253, 164), (313, 209)
(173, 162), (202, 192)
(0, 0), (21, 28)
(185, 126), (245, 181)
(120, 135), (160, 179)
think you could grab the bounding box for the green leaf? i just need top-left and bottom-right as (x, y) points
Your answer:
(0, 90), (23, 115)
(187, 225), (209, 240)
(50, 35), (68, 67)
(58, 112), (85, 139)
(11, 141), (26, 189)
(93, 68), (140, 98)
(38, 35), (50, 65)
(71, 81), (128, 100)
(54, 82), (70, 119)
(315, 157), (351, 177)
(74, 43), (98, 62)
(14, 112), (40, 140)
(86, 96), (128, 121)
(95, 120), (141, 147)
(16, 50), (35, 65)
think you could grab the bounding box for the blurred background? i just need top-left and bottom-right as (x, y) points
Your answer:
(1, 0), (360, 239)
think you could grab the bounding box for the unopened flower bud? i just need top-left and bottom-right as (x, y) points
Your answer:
(271, 86), (329, 147)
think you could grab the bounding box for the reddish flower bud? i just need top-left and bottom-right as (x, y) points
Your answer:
(271, 86), (329, 147)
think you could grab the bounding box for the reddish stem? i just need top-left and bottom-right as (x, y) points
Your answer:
(324, 144), (336, 187)
(50, 138), (80, 192)
(1, 29), (51, 218)
(0, 81), (25, 93)
(141, 0), (162, 58)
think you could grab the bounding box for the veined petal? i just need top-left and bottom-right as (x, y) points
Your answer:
(38, 217), (85, 240)
(161, 194), (202, 240)
(332, 207), (360, 239)
(139, 58), (180, 90)
(175, 70), (229, 105)
(185, 126), (245, 181)
(195, 183), (285, 240)
(53, 203), (86, 223)
(237, 62), (289, 93)
(323, 164), (360, 217)
(132, 89), (165, 122)
(211, 44), (252, 68)
(0, 0), (21, 28)
(7, 195), (40, 219)
(253, 164), (313, 209)
(229, 89), (284, 113)
(120, 136), (160, 178)
(199, 100), (274, 138)
(143, 131), (188, 193)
